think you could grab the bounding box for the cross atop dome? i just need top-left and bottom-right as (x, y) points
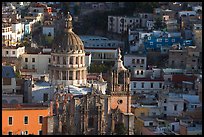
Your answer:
(66, 12), (73, 32)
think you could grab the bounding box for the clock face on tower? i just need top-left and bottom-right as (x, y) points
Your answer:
(117, 99), (123, 104)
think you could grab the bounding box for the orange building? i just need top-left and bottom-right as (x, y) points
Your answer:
(2, 103), (53, 135)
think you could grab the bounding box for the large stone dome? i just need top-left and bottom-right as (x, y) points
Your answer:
(57, 12), (84, 52)
(62, 31), (84, 51)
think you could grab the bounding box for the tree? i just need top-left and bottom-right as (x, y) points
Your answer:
(115, 123), (127, 135)
(62, 2), (70, 16)
(73, 4), (80, 16)
(154, 17), (166, 30)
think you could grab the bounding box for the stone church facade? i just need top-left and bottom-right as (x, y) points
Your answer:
(48, 13), (134, 135)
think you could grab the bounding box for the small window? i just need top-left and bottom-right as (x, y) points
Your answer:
(32, 58), (35, 62)
(12, 51), (15, 54)
(132, 59), (135, 64)
(174, 104), (177, 111)
(137, 59), (140, 64)
(157, 38), (162, 42)
(43, 93), (48, 102)
(39, 130), (43, 135)
(39, 116), (43, 124)
(159, 83), (162, 88)
(24, 131), (28, 135)
(8, 117), (13, 125)
(150, 42), (153, 45)
(24, 116), (28, 124)
(164, 106), (167, 111)
(151, 83), (153, 88)
(25, 58), (28, 62)
(164, 99), (167, 103)
(6, 51), (9, 54)
(141, 59), (144, 64)
(48, 58), (51, 63)
(133, 82), (136, 88)
(149, 122), (153, 126)
(141, 71), (143, 75)
(172, 39), (175, 42)
(141, 83), (144, 88)
(8, 131), (13, 135)
(165, 39), (168, 42)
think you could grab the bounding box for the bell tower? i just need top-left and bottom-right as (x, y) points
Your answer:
(107, 48), (131, 113)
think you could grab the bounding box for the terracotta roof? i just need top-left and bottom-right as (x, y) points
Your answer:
(172, 74), (197, 83)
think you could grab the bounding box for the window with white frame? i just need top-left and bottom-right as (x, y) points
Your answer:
(157, 38), (162, 42)
(150, 42), (153, 45)
(165, 39), (168, 42)
(39, 116), (43, 124)
(133, 82), (136, 88)
(8, 131), (12, 135)
(148, 37), (151, 40)
(8, 117), (13, 125)
(24, 116), (28, 124)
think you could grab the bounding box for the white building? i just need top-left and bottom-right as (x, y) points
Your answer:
(2, 24), (12, 46)
(178, 11), (196, 17)
(85, 47), (118, 64)
(2, 45), (25, 58)
(108, 16), (140, 34)
(12, 22), (24, 43)
(159, 93), (185, 117)
(80, 35), (124, 49)
(130, 77), (164, 95)
(192, 6), (202, 13)
(124, 54), (147, 78)
(21, 51), (51, 75)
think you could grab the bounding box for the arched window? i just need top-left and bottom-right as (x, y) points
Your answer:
(88, 117), (94, 128)
(118, 72), (124, 84)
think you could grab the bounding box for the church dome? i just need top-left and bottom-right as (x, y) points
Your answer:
(60, 12), (84, 52)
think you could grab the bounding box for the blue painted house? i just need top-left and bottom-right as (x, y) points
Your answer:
(143, 31), (193, 51)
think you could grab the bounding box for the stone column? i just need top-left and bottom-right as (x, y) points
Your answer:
(73, 56), (76, 65)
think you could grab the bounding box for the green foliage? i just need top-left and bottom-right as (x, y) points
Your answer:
(62, 2), (70, 16)
(115, 123), (127, 135)
(15, 70), (21, 78)
(73, 4), (80, 16)
(154, 17), (167, 30)
(88, 63), (110, 73)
